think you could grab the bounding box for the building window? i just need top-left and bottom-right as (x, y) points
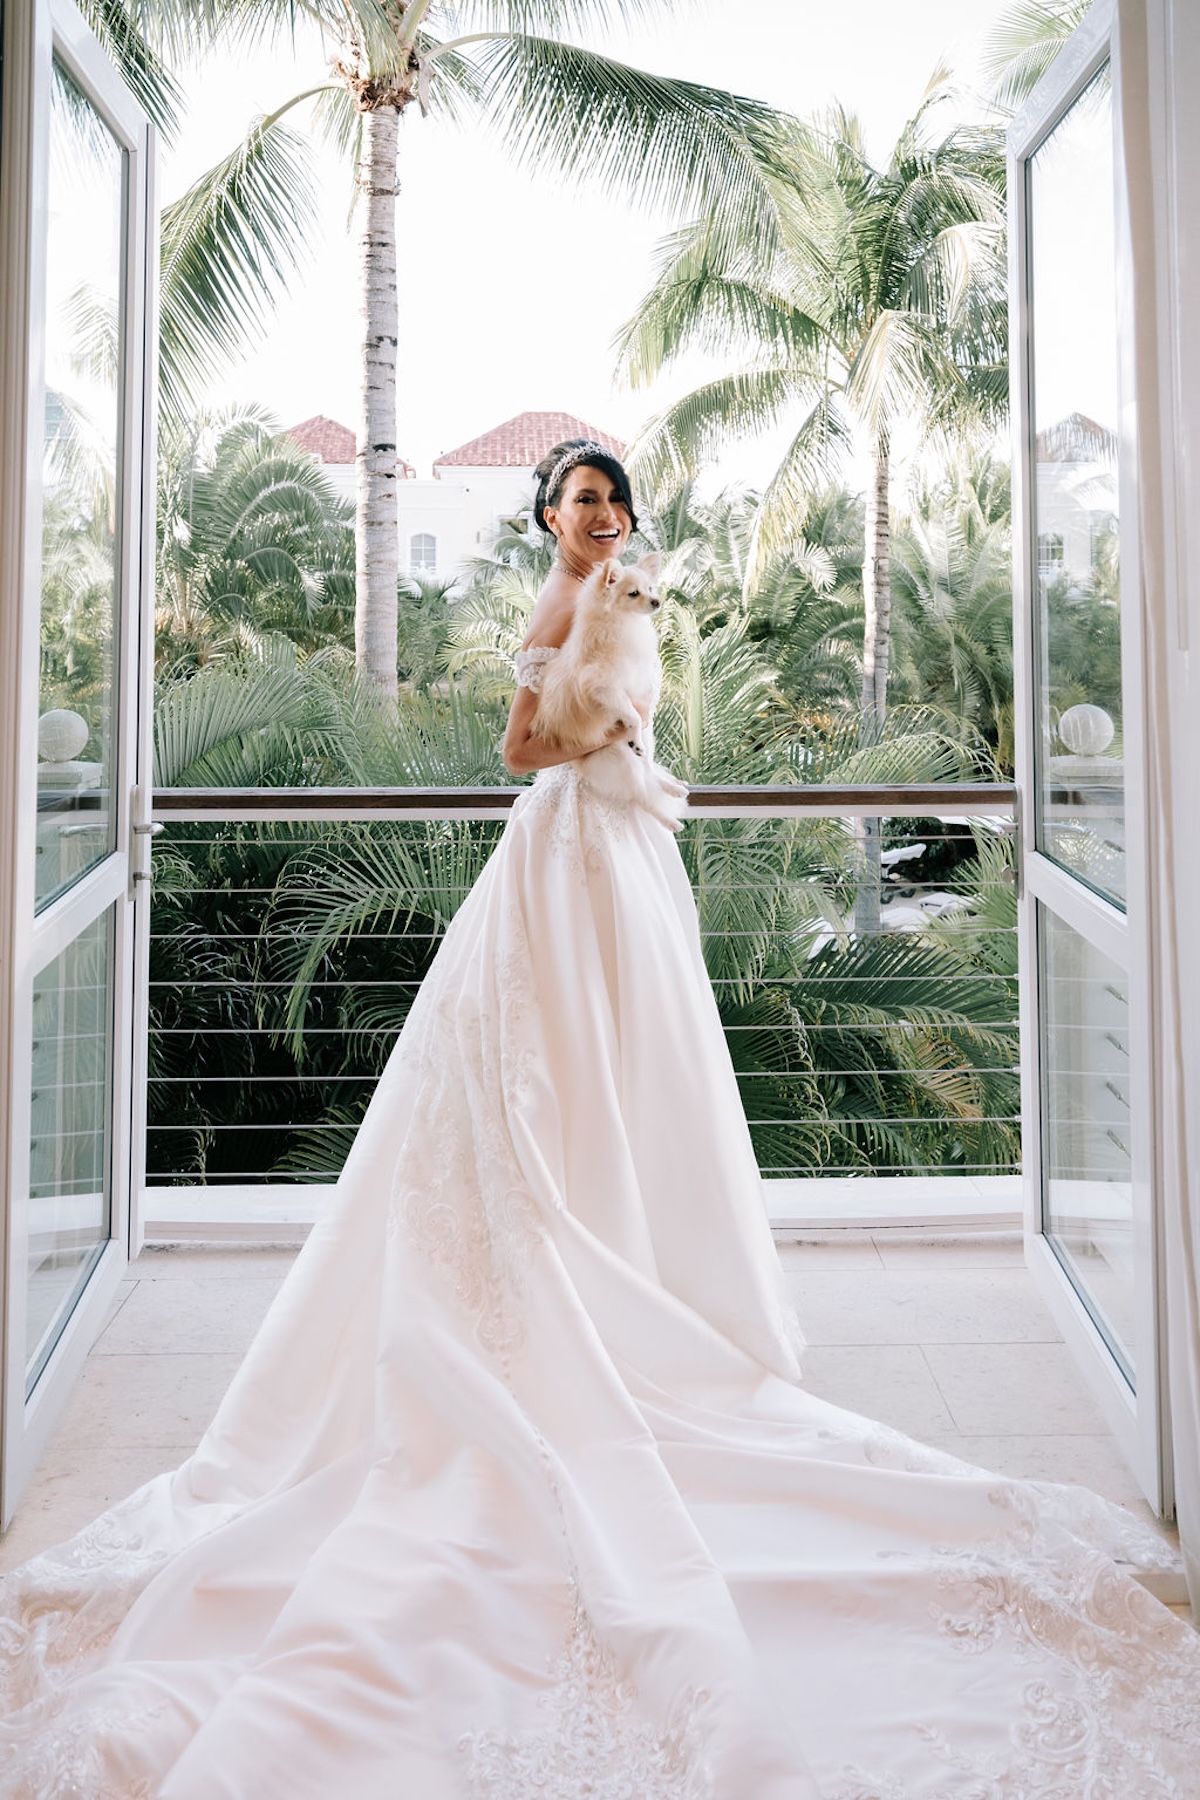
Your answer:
(1089, 510), (1116, 566)
(1037, 532), (1064, 578)
(409, 533), (436, 573)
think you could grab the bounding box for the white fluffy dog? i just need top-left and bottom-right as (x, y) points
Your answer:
(532, 553), (689, 831)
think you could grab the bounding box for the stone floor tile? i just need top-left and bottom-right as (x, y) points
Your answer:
(132, 1245), (299, 1281)
(871, 1232), (1026, 1269)
(787, 1268), (1058, 1347)
(923, 1340), (1109, 1436)
(93, 1277), (282, 1356)
(51, 1352), (243, 1453)
(101, 1280), (138, 1330)
(800, 1344), (958, 1438)
(775, 1233), (884, 1270)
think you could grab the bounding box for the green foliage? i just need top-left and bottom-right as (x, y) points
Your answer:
(156, 408), (355, 672)
(618, 77), (1008, 584)
(889, 455), (1015, 767)
(396, 575), (458, 691)
(38, 494), (115, 740)
(148, 807), (1019, 1186)
(1042, 544), (1123, 729)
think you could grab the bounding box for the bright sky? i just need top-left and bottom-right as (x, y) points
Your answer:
(167, 0), (1016, 485)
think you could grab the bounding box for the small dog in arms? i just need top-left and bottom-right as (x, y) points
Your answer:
(532, 554), (689, 830)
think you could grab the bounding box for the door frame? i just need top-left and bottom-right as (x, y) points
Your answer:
(0, 0), (156, 1525)
(1010, 0), (1169, 1510)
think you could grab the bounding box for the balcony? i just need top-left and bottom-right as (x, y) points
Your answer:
(15, 773), (1180, 1578)
(137, 779), (1021, 1240)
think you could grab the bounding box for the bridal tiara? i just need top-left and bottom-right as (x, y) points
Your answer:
(543, 441), (614, 502)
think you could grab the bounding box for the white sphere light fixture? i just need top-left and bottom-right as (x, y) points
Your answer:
(1057, 703), (1115, 756)
(37, 709), (90, 764)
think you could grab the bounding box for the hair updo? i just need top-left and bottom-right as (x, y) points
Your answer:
(533, 439), (639, 538)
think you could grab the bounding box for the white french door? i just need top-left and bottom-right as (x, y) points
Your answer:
(1011, 0), (1168, 1509)
(0, 0), (156, 1523)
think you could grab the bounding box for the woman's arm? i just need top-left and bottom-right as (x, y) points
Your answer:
(502, 586), (639, 778)
(502, 685), (631, 777)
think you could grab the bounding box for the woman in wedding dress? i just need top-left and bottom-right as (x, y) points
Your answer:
(2, 438), (1198, 1799)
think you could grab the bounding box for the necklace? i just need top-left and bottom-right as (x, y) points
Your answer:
(553, 550), (594, 584)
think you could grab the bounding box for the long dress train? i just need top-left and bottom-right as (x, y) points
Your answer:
(1, 729), (1198, 1799)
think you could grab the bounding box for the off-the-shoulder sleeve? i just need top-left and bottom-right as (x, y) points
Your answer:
(513, 645), (559, 694)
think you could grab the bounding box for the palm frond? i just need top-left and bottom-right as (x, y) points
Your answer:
(628, 366), (803, 502)
(437, 0), (664, 31)
(981, 1), (1092, 112)
(77, 0), (185, 137)
(153, 657), (315, 786)
(159, 111), (322, 423)
(474, 35), (794, 265)
(744, 394), (853, 588)
(613, 216), (821, 388)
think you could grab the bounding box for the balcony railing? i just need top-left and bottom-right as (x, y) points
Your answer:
(145, 782), (1020, 1233)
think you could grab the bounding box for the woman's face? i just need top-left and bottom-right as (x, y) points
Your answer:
(545, 465), (632, 566)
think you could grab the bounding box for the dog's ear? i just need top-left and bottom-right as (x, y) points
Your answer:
(600, 559), (620, 587)
(636, 551), (661, 583)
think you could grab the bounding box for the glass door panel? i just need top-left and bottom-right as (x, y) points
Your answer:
(1, 0), (154, 1526)
(1039, 904), (1134, 1383)
(26, 906), (114, 1390)
(35, 60), (126, 911)
(1029, 67), (1126, 909)
(1013, 1), (1165, 1509)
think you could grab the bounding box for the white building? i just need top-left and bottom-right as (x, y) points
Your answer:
(1034, 411), (1118, 588)
(284, 409), (627, 584)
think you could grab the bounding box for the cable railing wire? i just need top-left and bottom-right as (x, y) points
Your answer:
(145, 788), (1021, 1190)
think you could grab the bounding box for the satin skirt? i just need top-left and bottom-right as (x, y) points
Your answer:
(1, 764), (1196, 1800)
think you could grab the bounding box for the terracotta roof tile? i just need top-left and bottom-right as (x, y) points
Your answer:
(284, 415), (355, 464)
(434, 411), (625, 469)
(283, 415), (415, 477)
(1035, 412), (1113, 464)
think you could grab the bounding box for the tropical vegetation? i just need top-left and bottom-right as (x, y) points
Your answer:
(82, 0), (813, 696)
(52, 0), (1110, 1189)
(142, 447), (1021, 1187)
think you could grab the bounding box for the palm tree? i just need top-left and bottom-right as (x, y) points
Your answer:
(91, 0), (802, 698)
(616, 76), (1006, 933)
(616, 73), (1007, 735)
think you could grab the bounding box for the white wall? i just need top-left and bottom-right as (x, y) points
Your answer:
(317, 463), (537, 582)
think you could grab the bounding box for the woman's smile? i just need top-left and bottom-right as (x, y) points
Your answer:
(544, 464), (632, 568)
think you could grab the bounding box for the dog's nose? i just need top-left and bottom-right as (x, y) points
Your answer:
(649, 596), (661, 609)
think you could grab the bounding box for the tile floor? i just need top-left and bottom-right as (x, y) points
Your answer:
(0, 1230), (1176, 1575)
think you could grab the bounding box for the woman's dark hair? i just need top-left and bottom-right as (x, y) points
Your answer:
(533, 439), (638, 537)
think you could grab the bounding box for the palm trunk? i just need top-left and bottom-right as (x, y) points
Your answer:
(860, 438), (891, 729)
(855, 438), (891, 938)
(355, 105), (401, 698)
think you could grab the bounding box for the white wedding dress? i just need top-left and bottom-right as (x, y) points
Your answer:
(2, 647), (1198, 1799)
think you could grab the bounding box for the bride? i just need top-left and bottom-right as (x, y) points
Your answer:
(1, 439), (1197, 1799)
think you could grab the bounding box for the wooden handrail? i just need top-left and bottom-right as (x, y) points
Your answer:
(152, 782), (1017, 823)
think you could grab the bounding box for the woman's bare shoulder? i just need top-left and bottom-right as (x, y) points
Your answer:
(521, 584), (576, 653)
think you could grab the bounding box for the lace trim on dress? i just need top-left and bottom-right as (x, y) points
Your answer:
(843, 1478), (1200, 1800)
(513, 645), (558, 694)
(0, 1490), (169, 1716)
(387, 902), (546, 1365)
(461, 1589), (714, 1800)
